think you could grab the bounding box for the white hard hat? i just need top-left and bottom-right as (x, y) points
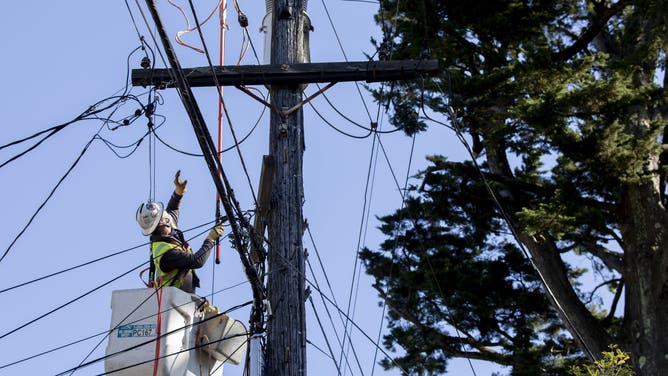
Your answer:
(136, 201), (164, 236)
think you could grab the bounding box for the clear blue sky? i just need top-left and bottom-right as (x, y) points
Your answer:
(0, 1), (502, 375)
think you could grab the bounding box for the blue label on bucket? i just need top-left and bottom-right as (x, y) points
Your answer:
(117, 324), (157, 338)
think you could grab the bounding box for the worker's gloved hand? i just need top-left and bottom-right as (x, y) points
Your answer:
(174, 170), (188, 195)
(206, 224), (224, 241)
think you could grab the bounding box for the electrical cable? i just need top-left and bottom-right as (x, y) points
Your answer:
(124, 0), (157, 84)
(337, 131), (380, 375)
(305, 245), (359, 376)
(0, 71), (163, 268)
(424, 76), (597, 362)
(0, 136), (96, 264)
(0, 219), (216, 295)
(306, 267), (407, 374)
(53, 305), (251, 376)
(119, 45), (146, 99)
(349, 131), (385, 376)
(320, 0), (349, 62)
(66, 225), (229, 376)
(240, 20), (262, 65)
(0, 94), (145, 170)
(365, 79), (398, 376)
(326, 9), (418, 369)
(307, 295), (343, 375)
(313, 88), (405, 134)
(168, 0), (223, 53)
(230, 0), (262, 64)
(0, 261), (146, 340)
(318, 0), (374, 122)
(144, 0), (266, 337)
(187, 0), (259, 208)
(1, 122), (72, 151)
(306, 338), (337, 363)
(0, 278), (251, 372)
(0, 330), (105, 371)
(370, 133), (415, 376)
(309, 101), (373, 139)
(149, 104), (265, 157)
(269, 231), (409, 374)
(355, 76), (481, 375)
(148, 89), (157, 201)
(362, 2), (482, 373)
(1, 86), (147, 151)
(375, 136), (405, 198)
(131, 0), (173, 73)
(95, 134), (144, 159)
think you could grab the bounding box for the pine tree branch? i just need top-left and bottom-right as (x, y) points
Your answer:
(586, 244), (623, 272)
(552, 1), (628, 61)
(421, 160), (617, 213)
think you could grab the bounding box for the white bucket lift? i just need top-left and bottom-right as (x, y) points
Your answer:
(104, 287), (248, 376)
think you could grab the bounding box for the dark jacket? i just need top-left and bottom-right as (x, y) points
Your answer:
(150, 192), (213, 293)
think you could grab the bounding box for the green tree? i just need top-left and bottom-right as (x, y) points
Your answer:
(360, 1), (668, 375)
(570, 345), (635, 376)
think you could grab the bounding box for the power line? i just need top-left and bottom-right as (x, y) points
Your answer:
(309, 101), (373, 139)
(0, 261), (146, 340)
(318, 0), (375, 122)
(53, 305), (250, 376)
(434, 77), (597, 361)
(338, 131), (379, 373)
(0, 330), (106, 371)
(305, 230), (362, 376)
(0, 94), (146, 170)
(0, 279), (251, 371)
(0, 89), (157, 263)
(0, 136), (96, 264)
(128, 0), (173, 75)
(314, 86), (405, 134)
(143, 0), (267, 337)
(0, 219), (214, 293)
(236, 204), (408, 374)
(360, 82), (482, 375)
(187, 0), (260, 208)
(307, 295), (343, 375)
(149, 104), (266, 157)
(287, 249), (409, 374)
(370, 132), (415, 376)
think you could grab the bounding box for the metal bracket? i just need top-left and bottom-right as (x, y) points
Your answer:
(234, 81), (338, 120)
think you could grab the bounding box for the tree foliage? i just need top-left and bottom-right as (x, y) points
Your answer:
(361, 1), (668, 375)
(570, 345), (635, 376)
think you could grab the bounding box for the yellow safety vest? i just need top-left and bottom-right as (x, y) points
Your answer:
(152, 241), (192, 288)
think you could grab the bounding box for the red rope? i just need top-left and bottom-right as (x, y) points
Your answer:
(215, 0), (227, 265)
(152, 282), (164, 376)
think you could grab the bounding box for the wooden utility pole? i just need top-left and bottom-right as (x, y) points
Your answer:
(132, 4), (438, 375)
(264, 2), (309, 375)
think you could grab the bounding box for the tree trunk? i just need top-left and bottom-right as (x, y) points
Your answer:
(516, 234), (611, 359)
(619, 169), (668, 375)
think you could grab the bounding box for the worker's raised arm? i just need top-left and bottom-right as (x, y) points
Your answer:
(165, 170), (188, 225)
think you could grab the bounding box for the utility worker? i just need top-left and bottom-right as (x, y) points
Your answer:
(136, 170), (224, 293)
